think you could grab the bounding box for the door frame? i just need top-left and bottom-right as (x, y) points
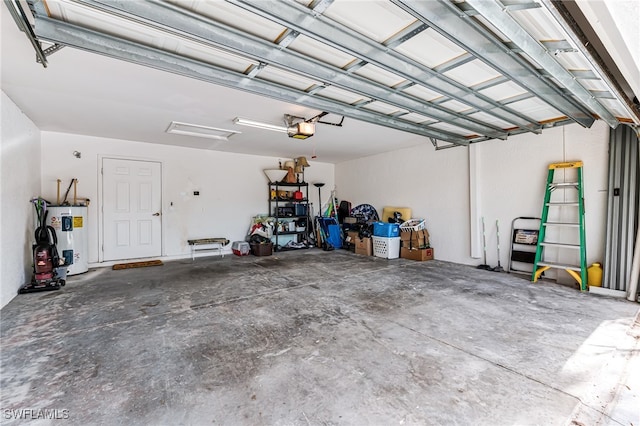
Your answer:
(98, 155), (164, 263)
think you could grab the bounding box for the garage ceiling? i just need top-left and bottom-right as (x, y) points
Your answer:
(3, 0), (639, 163)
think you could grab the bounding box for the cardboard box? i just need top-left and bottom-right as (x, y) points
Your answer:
(355, 236), (372, 256)
(400, 247), (434, 261)
(400, 229), (430, 249)
(400, 229), (429, 241)
(401, 240), (429, 249)
(345, 230), (359, 245)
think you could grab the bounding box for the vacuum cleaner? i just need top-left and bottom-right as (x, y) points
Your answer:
(18, 199), (66, 294)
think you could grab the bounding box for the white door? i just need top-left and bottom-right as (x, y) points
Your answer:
(103, 158), (162, 261)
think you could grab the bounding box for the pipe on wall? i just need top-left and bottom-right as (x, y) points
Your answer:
(469, 144), (481, 259)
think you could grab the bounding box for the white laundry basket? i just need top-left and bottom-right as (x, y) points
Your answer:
(372, 236), (401, 259)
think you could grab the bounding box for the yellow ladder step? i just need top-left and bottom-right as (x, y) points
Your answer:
(549, 161), (583, 169)
(537, 261), (582, 271)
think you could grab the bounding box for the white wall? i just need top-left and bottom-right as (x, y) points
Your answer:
(473, 123), (609, 281)
(1, 91), (41, 308)
(40, 132), (334, 263)
(336, 141), (471, 263)
(336, 122), (610, 277)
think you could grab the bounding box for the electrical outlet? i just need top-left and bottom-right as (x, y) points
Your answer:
(194, 191), (200, 196)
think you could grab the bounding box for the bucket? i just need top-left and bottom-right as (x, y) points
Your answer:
(587, 262), (603, 287)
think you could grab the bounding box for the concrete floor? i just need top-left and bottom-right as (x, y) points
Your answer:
(1, 249), (638, 426)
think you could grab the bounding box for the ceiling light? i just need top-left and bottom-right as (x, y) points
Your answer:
(233, 115), (316, 139)
(233, 117), (288, 133)
(166, 121), (240, 141)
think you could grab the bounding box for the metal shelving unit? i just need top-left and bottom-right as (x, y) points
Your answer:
(268, 182), (310, 251)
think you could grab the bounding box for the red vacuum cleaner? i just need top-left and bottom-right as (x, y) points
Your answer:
(18, 199), (66, 294)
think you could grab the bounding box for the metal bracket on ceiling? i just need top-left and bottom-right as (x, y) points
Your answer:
(285, 112), (344, 127)
(430, 137), (462, 151)
(5, 0), (55, 67)
(311, 112), (344, 127)
(36, 43), (66, 64)
(284, 114), (305, 127)
(245, 62), (266, 78)
(308, 0), (334, 16)
(498, 0), (541, 12)
(276, 0), (332, 46)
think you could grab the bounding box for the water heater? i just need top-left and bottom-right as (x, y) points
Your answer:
(46, 206), (89, 275)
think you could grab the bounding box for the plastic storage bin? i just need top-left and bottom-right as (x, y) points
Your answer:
(373, 222), (400, 238)
(372, 236), (401, 259)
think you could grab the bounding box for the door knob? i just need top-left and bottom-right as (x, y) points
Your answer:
(152, 212), (161, 216)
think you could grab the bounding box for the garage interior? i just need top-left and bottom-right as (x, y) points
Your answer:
(1, 0), (640, 424)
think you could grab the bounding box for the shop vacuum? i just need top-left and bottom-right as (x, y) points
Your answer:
(18, 199), (66, 294)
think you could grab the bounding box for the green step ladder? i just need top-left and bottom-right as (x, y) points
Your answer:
(532, 161), (587, 290)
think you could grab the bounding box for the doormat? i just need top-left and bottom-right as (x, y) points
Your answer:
(112, 260), (163, 270)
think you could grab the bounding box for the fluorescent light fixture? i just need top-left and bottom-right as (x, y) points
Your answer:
(166, 121), (240, 141)
(233, 117), (288, 133)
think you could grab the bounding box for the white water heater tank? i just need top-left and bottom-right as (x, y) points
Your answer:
(46, 206), (89, 275)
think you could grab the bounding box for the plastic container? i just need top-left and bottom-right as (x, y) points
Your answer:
(232, 241), (250, 256)
(588, 262), (603, 287)
(373, 222), (400, 238)
(372, 236), (401, 259)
